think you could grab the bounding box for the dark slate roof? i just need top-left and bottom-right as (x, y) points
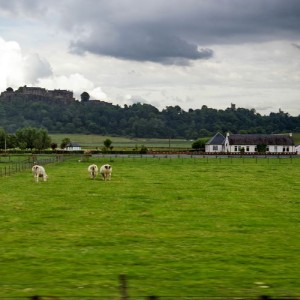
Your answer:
(66, 142), (81, 147)
(206, 132), (225, 145)
(228, 134), (294, 145)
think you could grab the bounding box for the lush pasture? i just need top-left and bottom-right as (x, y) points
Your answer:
(49, 133), (193, 149)
(1, 157), (300, 298)
(49, 133), (300, 150)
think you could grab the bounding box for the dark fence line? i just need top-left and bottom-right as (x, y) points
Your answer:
(0, 155), (66, 177)
(90, 154), (298, 164)
(1, 275), (299, 300)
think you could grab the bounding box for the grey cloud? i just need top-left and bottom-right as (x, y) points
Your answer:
(67, 0), (300, 64)
(1, 0), (300, 64)
(0, 0), (48, 17)
(70, 30), (213, 65)
(292, 43), (300, 50)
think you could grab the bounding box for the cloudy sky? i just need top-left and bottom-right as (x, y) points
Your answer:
(0, 0), (299, 116)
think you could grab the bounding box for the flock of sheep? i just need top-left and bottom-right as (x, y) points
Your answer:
(31, 163), (112, 182)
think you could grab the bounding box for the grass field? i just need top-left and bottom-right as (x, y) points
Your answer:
(1, 157), (300, 299)
(49, 134), (193, 150)
(49, 133), (300, 150)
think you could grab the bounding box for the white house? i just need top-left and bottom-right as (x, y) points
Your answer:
(205, 132), (226, 153)
(296, 145), (300, 155)
(205, 132), (296, 154)
(65, 142), (81, 151)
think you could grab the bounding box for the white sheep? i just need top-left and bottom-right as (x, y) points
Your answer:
(88, 164), (98, 179)
(32, 165), (48, 182)
(99, 164), (112, 181)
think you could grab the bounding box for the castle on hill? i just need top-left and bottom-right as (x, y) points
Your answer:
(0, 86), (75, 104)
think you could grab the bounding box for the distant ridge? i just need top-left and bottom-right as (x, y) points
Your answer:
(0, 86), (299, 138)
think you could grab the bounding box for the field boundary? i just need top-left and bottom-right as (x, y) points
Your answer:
(0, 154), (66, 177)
(1, 274), (299, 300)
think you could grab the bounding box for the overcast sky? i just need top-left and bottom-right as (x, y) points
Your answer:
(0, 0), (299, 116)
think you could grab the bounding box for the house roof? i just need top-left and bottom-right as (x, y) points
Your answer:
(228, 134), (294, 145)
(206, 132), (225, 145)
(66, 142), (81, 147)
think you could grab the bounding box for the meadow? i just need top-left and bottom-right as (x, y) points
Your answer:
(49, 134), (195, 150)
(49, 133), (300, 151)
(1, 156), (300, 299)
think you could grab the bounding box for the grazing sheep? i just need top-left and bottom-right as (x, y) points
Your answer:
(88, 164), (98, 179)
(99, 164), (112, 181)
(32, 165), (48, 182)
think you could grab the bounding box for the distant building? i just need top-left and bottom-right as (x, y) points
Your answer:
(205, 132), (296, 154)
(65, 142), (81, 151)
(0, 86), (75, 103)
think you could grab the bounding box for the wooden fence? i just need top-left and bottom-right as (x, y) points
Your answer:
(1, 275), (298, 300)
(0, 155), (66, 177)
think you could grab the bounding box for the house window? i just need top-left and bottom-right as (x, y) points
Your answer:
(246, 146), (249, 152)
(213, 145), (218, 151)
(287, 147), (289, 152)
(266, 146), (269, 152)
(283, 147), (286, 152)
(234, 146), (238, 152)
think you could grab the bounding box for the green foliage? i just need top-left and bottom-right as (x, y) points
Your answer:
(0, 157), (299, 297)
(15, 127), (51, 150)
(257, 144), (267, 153)
(192, 137), (209, 150)
(0, 91), (300, 138)
(51, 142), (58, 150)
(60, 137), (71, 149)
(103, 138), (112, 149)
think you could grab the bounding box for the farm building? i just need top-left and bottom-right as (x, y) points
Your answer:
(65, 142), (81, 151)
(205, 132), (296, 154)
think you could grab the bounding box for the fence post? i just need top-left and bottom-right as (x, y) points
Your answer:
(119, 274), (129, 300)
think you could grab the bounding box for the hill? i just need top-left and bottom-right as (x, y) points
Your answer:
(0, 87), (299, 138)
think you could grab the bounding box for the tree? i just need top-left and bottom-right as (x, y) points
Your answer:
(33, 128), (51, 150)
(192, 138), (209, 151)
(257, 144), (267, 153)
(81, 91), (90, 102)
(103, 138), (112, 149)
(16, 127), (38, 150)
(0, 128), (6, 149)
(6, 87), (13, 92)
(61, 137), (71, 149)
(51, 143), (58, 151)
(15, 127), (51, 150)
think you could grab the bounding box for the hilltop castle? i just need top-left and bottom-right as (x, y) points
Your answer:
(0, 86), (76, 104)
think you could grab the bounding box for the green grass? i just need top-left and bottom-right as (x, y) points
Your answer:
(1, 157), (300, 298)
(49, 134), (193, 149)
(49, 133), (300, 150)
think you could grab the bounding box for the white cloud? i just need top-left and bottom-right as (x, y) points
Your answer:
(38, 73), (107, 101)
(0, 37), (52, 89)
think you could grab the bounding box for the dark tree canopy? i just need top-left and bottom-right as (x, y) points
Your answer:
(0, 90), (299, 139)
(80, 91), (90, 102)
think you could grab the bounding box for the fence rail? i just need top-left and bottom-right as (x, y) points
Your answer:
(0, 276), (299, 300)
(0, 155), (66, 177)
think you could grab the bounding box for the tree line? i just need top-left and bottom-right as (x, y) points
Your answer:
(0, 92), (299, 139)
